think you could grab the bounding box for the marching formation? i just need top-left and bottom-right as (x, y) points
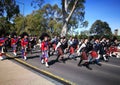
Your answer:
(0, 32), (120, 69)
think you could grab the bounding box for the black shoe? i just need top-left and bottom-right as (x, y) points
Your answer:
(97, 63), (102, 66)
(60, 57), (65, 63)
(86, 65), (92, 70)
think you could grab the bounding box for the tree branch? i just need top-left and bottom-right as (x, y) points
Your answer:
(66, 0), (78, 22)
(65, 0), (68, 12)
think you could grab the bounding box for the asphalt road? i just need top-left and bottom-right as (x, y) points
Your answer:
(7, 50), (120, 85)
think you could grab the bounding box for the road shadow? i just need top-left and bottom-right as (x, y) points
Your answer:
(48, 58), (68, 66)
(48, 55), (80, 66)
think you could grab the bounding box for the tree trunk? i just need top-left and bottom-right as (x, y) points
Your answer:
(61, 22), (67, 37)
(61, 0), (78, 37)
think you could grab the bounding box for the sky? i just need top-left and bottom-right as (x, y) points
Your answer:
(16, 0), (120, 33)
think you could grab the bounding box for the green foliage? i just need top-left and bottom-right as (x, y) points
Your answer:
(74, 34), (88, 39)
(90, 20), (112, 36)
(13, 15), (24, 34)
(0, 0), (19, 35)
(116, 36), (120, 41)
(32, 0), (86, 36)
(0, 0), (86, 36)
(13, 4), (63, 36)
(65, 0), (86, 30)
(81, 21), (88, 28)
(0, 0), (19, 20)
(0, 17), (14, 35)
(41, 4), (62, 33)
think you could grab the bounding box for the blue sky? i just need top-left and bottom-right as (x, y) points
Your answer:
(16, 0), (120, 33)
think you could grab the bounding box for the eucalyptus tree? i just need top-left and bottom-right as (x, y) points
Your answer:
(31, 0), (85, 36)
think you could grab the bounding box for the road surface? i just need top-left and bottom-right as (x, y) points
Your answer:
(6, 50), (120, 85)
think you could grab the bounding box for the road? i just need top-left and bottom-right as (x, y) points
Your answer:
(7, 49), (120, 85)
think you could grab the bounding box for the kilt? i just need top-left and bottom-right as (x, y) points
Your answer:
(53, 44), (56, 50)
(109, 46), (117, 52)
(90, 51), (98, 58)
(70, 47), (74, 54)
(57, 47), (63, 55)
(81, 52), (88, 60)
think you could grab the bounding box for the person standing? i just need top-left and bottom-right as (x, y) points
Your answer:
(21, 33), (29, 60)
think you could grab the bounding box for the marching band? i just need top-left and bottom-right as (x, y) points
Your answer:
(0, 32), (120, 69)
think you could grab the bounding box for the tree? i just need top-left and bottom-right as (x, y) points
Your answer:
(31, 0), (85, 36)
(0, 0), (19, 20)
(90, 20), (112, 36)
(13, 4), (62, 36)
(0, 16), (15, 35)
(13, 15), (25, 35)
(61, 0), (85, 36)
(40, 4), (62, 34)
(0, 0), (19, 35)
(81, 30), (90, 36)
(81, 20), (88, 28)
(0, 17), (8, 34)
(25, 10), (44, 35)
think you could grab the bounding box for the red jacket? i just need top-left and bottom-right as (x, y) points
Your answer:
(21, 38), (28, 48)
(90, 51), (98, 58)
(0, 37), (5, 46)
(41, 41), (48, 51)
(109, 46), (117, 52)
(11, 38), (18, 46)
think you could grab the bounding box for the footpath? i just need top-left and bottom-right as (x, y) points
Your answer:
(0, 59), (55, 85)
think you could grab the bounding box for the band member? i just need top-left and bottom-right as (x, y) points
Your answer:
(39, 33), (50, 67)
(77, 39), (92, 70)
(55, 37), (67, 62)
(99, 39), (108, 62)
(90, 39), (102, 66)
(0, 35), (6, 60)
(50, 36), (59, 55)
(69, 37), (78, 59)
(21, 32), (29, 60)
(11, 33), (18, 56)
(41, 36), (49, 67)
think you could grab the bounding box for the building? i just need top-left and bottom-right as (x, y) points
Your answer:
(114, 29), (120, 36)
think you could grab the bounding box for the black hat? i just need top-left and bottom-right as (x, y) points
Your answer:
(11, 32), (17, 38)
(0, 28), (5, 37)
(20, 32), (29, 38)
(39, 33), (50, 40)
